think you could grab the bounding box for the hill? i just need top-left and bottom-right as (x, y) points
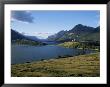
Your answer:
(47, 24), (100, 42)
(11, 29), (46, 45)
(25, 35), (40, 42)
(11, 29), (27, 40)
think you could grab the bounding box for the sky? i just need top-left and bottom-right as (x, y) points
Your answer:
(11, 10), (100, 39)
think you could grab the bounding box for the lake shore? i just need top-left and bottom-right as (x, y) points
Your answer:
(57, 41), (100, 51)
(11, 52), (100, 77)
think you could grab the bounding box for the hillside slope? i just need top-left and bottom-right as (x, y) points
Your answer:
(47, 24), (100, 42)
(11, 29), (46, 45)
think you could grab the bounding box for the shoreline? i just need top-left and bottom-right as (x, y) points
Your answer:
(11, 52), (100, 77)
(11, 51), (98, 65)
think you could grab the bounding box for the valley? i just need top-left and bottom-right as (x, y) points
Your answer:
(11, 24), (100, 77)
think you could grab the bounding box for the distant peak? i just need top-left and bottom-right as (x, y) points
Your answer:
(74, 24), (96, 29)
(76, 24), (83, 26)
(74, 24), (85, 29)
(74, 24), (83, 27)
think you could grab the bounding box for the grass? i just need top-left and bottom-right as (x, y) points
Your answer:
(58, 41), (80, 48)
(58, 41), (100, 51)
(11, 52), (100, 77)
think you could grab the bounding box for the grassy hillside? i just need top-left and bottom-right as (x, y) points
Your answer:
(11, 53), (100, 77)
(47, 24), (100, 42)
(58, 41), (80, 48)
(58, 41), (100, 51)
(79, 32), (100, 41)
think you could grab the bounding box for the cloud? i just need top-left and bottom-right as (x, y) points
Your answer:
(33, 32), (55, 39)
(11, 11), (34, 23)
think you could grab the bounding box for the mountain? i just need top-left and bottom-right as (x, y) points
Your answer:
(47, 24), (100, 42)
(68, 24), (96, 34)
(11, 29), (27, 40)
(80, 26), (100, 41)
(25, 35), (40, 41)
(47, 30), (67, 41)
(11, 29), (40, 42)
(11, 29), (47, 45)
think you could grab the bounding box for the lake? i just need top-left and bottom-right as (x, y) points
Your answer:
(11, 45), (95, 64)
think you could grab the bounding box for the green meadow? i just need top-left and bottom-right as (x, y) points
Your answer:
(11, 52), (100, 77)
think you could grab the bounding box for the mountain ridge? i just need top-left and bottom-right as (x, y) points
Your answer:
(11, 29), (47, 45)
(47, 24), (100, 42)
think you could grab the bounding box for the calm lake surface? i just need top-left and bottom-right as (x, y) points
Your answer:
(11, 45), (95, 64)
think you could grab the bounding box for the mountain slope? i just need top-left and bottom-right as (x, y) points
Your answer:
(25, 35), (40, 41)
(11, 29), (27, 40)
(11, 29), (46, 45)
(48, 30), (67, 41)
(68, 24), (95, 34)
(47, 24), (100, 42)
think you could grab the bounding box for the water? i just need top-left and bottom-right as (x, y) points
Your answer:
(11, 45), (95, 64)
